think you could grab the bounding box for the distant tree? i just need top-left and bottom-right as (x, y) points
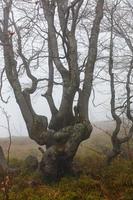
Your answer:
(0, 0), (104, 181)
(104, 0), (133, 163)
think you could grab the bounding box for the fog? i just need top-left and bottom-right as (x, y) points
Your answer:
(0, 78), (111, 137)
(0, 0), (128, 137)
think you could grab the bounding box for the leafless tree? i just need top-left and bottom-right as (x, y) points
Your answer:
(104, 0), (133, 163)
(0, 0), (104, 181)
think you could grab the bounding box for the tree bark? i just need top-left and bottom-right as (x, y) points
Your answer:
(40, 123), (90, 182)
(0, 0), (104, 182)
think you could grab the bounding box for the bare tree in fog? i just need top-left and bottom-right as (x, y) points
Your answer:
(0, 0), (104, 181)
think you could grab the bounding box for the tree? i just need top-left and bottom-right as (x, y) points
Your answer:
(0, 0), (104, 181)
(103, 0), (133, 163)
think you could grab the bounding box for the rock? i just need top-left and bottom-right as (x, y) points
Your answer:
(24, 155), (38, 171)
(72, 160), (82, 176)
(0, 146), (8, 175)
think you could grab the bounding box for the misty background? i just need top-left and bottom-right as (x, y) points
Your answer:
(0, 0), (126, 137)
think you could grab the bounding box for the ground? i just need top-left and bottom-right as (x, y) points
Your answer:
(0, 121), (133, 200)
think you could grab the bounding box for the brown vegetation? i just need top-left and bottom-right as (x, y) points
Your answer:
(0, 122), (133, 200)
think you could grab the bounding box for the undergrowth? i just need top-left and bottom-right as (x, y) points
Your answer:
(0, 155), (133, 200)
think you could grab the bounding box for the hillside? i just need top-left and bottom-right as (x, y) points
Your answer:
(0, 136), (41, 159)
(0, 120), (128, 159)
(0, 121), (133, 200)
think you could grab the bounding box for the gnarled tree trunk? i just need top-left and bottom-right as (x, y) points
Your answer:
(0, 0), (104, 181)
(39, 123), (91, 181)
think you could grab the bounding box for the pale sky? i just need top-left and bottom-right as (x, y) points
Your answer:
(0, 78), (111, 137)
(0, 0), (128, 137)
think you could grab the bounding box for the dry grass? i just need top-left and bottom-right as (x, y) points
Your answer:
(0, 120), (132, 160)
(0, 137), (41, 159)
(0, 121), (133, 200)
